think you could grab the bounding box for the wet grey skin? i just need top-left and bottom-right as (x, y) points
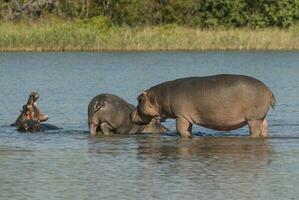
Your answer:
(88, 93), (168, 136)
(13, 92), (49, 128)
(130, 74), (276, 138)
(17, 120), (41, 132)
(17, 120), (60, 132)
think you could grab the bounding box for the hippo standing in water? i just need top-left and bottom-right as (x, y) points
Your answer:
(130, 74), (276, 138)
(88, 94), (168, 136)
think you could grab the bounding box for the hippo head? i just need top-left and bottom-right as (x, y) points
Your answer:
(14, 92), (48, 127)
(130, 91), (160, 125)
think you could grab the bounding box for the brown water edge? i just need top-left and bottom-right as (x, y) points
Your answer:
(1, 47), (299, 52)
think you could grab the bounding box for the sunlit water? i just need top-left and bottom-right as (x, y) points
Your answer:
(0, 52), (298, 199)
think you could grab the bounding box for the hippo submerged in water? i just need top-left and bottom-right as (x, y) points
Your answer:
(14, 92), (49, 127)
(17, 120), (59, 132)
(130, 74), (276, 138)
(88, 93), (168, 136)
(13, 92), (59, 132)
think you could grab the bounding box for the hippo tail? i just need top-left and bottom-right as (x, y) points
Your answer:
(270, 92), (276, 109)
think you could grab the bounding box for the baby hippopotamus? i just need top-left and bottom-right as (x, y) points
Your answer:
(130, 74), (276, 138)
(88, 93), (168, 136)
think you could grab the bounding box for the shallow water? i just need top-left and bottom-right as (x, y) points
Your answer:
(0, 51), (299, 199)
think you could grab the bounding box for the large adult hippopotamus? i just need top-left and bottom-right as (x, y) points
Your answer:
(130, 74), (276, 138)
(13, 92), (49, 128)
(88, 93), (168, 136)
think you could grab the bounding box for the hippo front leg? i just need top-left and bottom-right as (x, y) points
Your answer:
(176, 117), (192, 138)
(100, 122), (114, 136)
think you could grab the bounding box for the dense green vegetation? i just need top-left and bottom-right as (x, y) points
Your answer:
(1, 20), (299, 51)
(1, 0), (299, 51)
(1, 0), (299, 28)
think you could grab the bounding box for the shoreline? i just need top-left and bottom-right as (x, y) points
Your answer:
(1, 48), (299, 52)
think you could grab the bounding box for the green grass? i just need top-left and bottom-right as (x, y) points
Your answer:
(1, 19), (299, 51)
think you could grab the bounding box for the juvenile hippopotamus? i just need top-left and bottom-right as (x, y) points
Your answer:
(88, 93), (168, 136)
(130, 74), (276, 138)
(14, 92), (49, 127)
(17, 120), (59, 132)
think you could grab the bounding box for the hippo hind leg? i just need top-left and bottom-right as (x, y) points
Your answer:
(176, 117), (192, 138)
(248, 119), (268, 137)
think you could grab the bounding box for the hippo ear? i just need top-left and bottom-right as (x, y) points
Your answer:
(137, 91), (148, 101)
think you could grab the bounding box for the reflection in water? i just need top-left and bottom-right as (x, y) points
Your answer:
(85, 135), (274, 199)
(134, 137), (273, 199)
(137, 136), (271, 156)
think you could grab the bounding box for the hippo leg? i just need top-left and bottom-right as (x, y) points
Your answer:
(100, 122), (114, 136)
(260, 119), (268, 137)
(248, 120), (267, 137)
(176, 117), (192, 138)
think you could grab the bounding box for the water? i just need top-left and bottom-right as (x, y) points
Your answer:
(0, 51), (299, 199)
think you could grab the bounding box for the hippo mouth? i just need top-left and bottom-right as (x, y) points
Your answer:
(89, 120), (116, 136)
(26, 92), (40, 105)
(39, 114), (49, 122)
(89, 123), (105, 136)
(130, 109), (153, 125)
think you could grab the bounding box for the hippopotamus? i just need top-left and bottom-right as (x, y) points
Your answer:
(17, 120), (59, 132)
(14, 92), (49, 127)
(130, 74), (276, 138)
(13, 92), (59, 132)
(88, 93), (168, 136)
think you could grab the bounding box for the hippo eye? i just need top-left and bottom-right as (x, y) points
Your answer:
(94, 105), (103, 113)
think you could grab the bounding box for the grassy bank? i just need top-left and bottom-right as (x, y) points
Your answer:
(1, 20), (299, 51)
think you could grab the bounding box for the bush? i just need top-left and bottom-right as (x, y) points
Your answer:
(198, 0), (248, 27)
(74, 16), (112, 30)
(93, 0), (299, 28)
(1, 0), (299, 28)
(248, 0), (298, 28)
